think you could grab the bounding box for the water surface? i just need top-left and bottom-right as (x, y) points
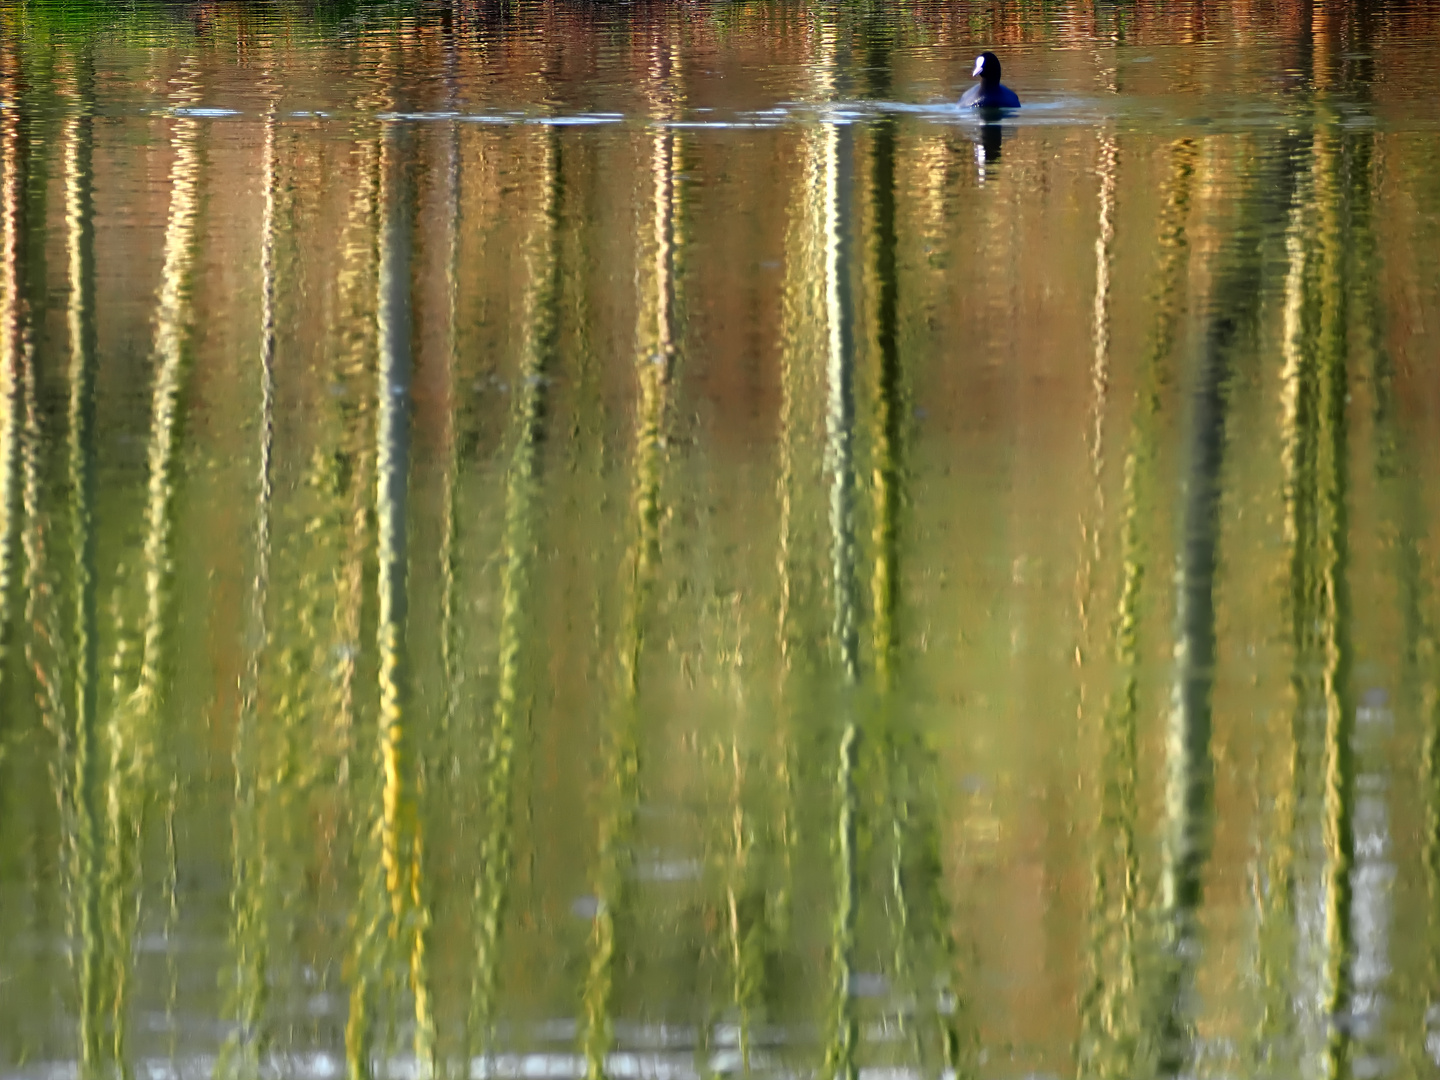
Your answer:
(3, 2), (1440, 1078)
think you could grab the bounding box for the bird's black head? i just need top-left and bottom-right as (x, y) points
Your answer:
(972, 51), (1002, 85)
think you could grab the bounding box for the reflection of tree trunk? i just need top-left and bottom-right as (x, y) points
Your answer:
(220, 81), (280, 1080)
(439, 54), (462, 755)
(775, 113), (828, 673)
(819, 26), (859, 1080)
(1312, 115), (1354, 1080)
(0, 40), (54, 1039)
(825, 113), (857, 686)
(469, 124), (561, 1060)
(347, 103), (437, 1078)
(0, 47), (27, 718)
(868, 109), (907, 1032)
(327, 104), (385, 800)
(19, 100), (51, 822)
(21, 78), (53, 816)
(721, 737), (766, 1072)
(869, 114), (900, 694)
(1426, 633), (1440, 1072)
(1071, 142), (1119, 1008)
(863, 45), (961, 1077)
(817, 29), (858, 1077)
(826, 720), (860, 1080)
(772, 45), (835, 1060)
(1075, 132), (1117, 703)
(583, 48), (680, 1080)
(866, 99), (926, 1070)
(1359, 101), (1433, 1072)
(1077, 136), (1195, 1080)
(1155, 138), (1280, 1078)
(333, 104), (382, 1080)
(16, 39), (54, 755)
(129, 70), (201, 733)
(1268, 109), (1355, 1080)
(436, 53), (464, 1060)
(278, 103), (380, 1079)
(377, 115), (429, 1070)
(62, 46), (106, 1079)
(1257, 147), (1315, 1073)
(102, 56), (203, 1067)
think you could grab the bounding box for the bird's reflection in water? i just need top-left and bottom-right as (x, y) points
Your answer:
(973, 119), (1006, 185)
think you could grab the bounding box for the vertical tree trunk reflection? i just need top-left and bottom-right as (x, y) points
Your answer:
(1078, 136), (1196, 1080)
(103, 53), (204, 1069)
(583, 36), (682, 1080)
(1074, 131), (1118, 718)
(61, 44), (105, 1080)
(220, 71), (280, 1080)
(469, 123), (561, 1062)
(1357, 71), (1434, 1075)
(439, 38), (463, 765)
(824, 116), (858, 688)
(0, 40), (27, 730)
(1266, 76), (1358, 1080)
(1312, 112), (1355, 1080)
(772, 22), (838, 1065)
(1156, 135), (1284, 1077)
(348, 82), (438, 1077)
(817, 20), (859, 1080)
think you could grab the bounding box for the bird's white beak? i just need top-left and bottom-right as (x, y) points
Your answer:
(972, 55), (985, 78)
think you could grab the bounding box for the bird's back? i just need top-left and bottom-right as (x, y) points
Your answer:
(961, 83), (1021, 108)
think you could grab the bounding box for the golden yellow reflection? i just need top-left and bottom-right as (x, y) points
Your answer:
(584, 35), (683, 1080)
(823, 85), (857, 684)
(470, 123), (559, 1055)
(1156, 133), (1237, 1077)
(133, 89), (201, 724)
(340, 77), (390, 1080)
(349, 70), (438, 1073)
(1259, 124), (1313, 1067)
(1075, 131), (1118, 689)
(1313, 110), (1354, 1080)
(867, 123), (902, 694)
(1077, 135), (1195, 1080)
(439, 98), (462, 750)
(1270, 98), (1355, 1080)
(776, 19), (832, 671)
(0, 52), (24, 709)
(62, 46), (105, 1078)
(328, 108), (384, 790)
(219, 74), (280, 1080)
(97, 50), (204, 1069)
(814, 23), (859, 1080)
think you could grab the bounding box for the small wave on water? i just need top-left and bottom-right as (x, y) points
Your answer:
(374, 110), (625, 125)
(137, 97), (1372, 134)
(171, 106), (242, 118)
(144, 99), (1432, 136)
(534, 114), (626, 126)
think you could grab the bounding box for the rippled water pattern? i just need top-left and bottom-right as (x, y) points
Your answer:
(3, 2), (1440, 1078)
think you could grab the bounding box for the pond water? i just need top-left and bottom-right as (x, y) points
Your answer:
(4, 1), (1440, 1077)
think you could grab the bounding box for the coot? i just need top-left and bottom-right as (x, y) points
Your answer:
(961, 52), (1021, 109)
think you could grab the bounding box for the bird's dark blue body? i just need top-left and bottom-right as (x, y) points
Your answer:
(960, 82), (1022, 109)
(963, 51), (1021, 109)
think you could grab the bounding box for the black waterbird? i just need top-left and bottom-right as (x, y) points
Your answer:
(961, 52), (1021, 109)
